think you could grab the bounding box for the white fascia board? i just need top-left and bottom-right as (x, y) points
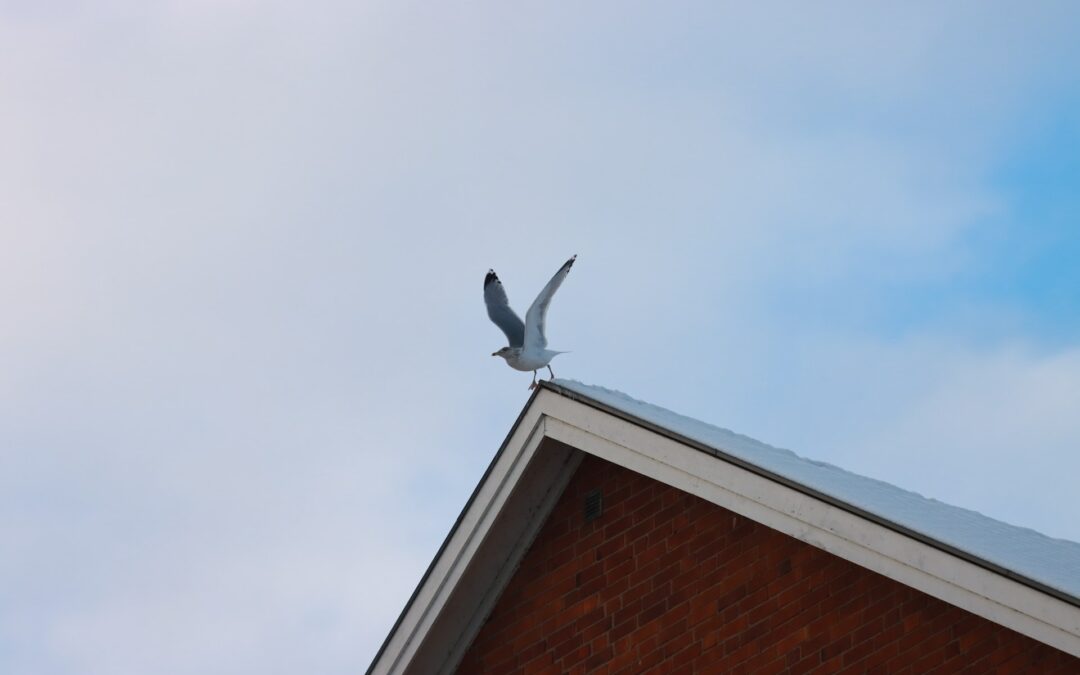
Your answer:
(368, 398), (584, 675)
(367, 401), (546, 675)
(533, 391), (1080, 657)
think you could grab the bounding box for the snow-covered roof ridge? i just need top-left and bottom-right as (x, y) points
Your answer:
(548, 379), (1080, 604)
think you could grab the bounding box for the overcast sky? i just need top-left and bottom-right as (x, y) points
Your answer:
(3, 2), (1080, 674)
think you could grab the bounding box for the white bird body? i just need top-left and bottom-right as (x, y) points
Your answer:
(485, 255), (577, 388)
(500, 347), (565, 372)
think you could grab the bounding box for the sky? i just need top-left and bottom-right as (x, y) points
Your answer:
(2, 2), (1079, 673)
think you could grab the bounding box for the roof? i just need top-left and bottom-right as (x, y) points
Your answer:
(369, 380), (1080, 674)
(553, 380), (1080, 604)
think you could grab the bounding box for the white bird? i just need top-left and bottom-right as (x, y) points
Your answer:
(485, 255), (577, 389)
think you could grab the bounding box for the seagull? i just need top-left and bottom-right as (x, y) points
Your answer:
(485, 255), (577, 389)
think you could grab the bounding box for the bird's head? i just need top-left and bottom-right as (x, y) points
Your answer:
(492, 347), (513, 359)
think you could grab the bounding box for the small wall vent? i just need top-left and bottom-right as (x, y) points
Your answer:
(584, 489), (603, 522)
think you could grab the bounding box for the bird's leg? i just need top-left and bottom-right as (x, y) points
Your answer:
(547, 365), (555, 380)
(529, 371), (538, 390)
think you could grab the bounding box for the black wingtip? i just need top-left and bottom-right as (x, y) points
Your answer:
(484, 270), (499, 288)
(565, 254), (577, 270)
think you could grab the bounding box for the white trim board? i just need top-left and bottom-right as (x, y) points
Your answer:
(368, 386), (1080, 674)
(537, 392), (1080, 657)
(368, 400), (584, 675)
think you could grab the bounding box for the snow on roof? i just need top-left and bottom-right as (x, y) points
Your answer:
(550, 379), (1080, 604)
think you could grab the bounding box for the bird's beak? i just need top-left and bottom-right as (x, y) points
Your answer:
(491, 352), (499, 357)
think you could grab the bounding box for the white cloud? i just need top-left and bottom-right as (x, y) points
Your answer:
(835, 343), (1080, 542)
(2, 2), (1079, 673)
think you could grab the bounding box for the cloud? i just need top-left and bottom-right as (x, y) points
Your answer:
(837, 342), (1080, 542)
(2, 2), (1080, 673)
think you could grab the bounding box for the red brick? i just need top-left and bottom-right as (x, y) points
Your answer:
(456, 455), (1079, 675)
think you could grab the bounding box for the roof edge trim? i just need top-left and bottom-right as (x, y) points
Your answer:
(365, 387), (546, 674)
(539, 380), (1080, 609)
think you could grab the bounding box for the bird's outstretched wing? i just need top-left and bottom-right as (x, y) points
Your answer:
(525, 255), (576, 351)
(484, 270), (525, 347)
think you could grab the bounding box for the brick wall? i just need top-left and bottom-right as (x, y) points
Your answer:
(457, 454), (1079, 674)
